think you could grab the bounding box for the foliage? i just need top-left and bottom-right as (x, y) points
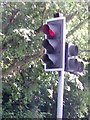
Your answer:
(1, 1), (89, 119)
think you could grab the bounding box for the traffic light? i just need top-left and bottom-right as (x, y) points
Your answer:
(65, 42), (84, 73)
(41, 17), (66, 71)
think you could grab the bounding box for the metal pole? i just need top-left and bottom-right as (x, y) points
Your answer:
(57, 15), (66, 119)
(57, 71), (65, 119)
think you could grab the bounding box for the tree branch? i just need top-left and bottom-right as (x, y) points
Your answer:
(80, 50), (90, 53)
(2, 9), (20, 34)
(66, 17), (88, 39)
(34, 7), (46, 34)
(65, 11), (77, 22)
(2, 48), (44, 78)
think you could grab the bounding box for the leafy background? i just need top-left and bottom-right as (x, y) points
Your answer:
(0, 1), (90, 119)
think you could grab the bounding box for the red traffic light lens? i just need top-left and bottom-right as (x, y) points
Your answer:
(49, 29), (55, 37)
(41, 24), (55, 37)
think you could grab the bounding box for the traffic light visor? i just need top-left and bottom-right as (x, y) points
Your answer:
(68, 58), (78, 71)
(77, 61), (84, 72)
(41, 24), (55, 37)
(42, 39), (54, 53)
(68, 44), (78, 56)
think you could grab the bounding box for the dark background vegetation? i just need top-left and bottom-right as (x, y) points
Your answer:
(0, 1), (90, 119)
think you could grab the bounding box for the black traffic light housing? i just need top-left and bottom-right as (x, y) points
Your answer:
(65, 42), (84, 73)
(41, 17), (66, 71)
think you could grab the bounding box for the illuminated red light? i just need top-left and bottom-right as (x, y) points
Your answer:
(41, 24), (55, 37)
(49, 29), (55, 37)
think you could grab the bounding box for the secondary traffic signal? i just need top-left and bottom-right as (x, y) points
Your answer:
(65, 42), (84, 73)
(41, 17), (66, 71)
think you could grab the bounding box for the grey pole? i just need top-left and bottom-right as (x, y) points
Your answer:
(57, 71), (65, 119)
(57, 14), (66, 119)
